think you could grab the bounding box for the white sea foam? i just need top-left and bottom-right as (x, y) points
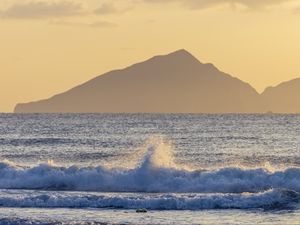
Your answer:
(0, 189), (298, 210)
(0, 137), (299, 193)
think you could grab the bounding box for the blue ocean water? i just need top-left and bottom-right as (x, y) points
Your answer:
(0, 114), (299, 224)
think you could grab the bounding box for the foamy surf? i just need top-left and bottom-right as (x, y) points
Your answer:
(0, 161), (299, 193)
(0, 137), (299, 194)
(0, 188), (298, 210)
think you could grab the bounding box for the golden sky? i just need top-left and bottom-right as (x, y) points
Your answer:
(1, 0), (300, 112)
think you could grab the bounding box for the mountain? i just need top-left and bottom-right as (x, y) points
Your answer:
(261, 78), (300, 113)
(14, 49), (264, 113)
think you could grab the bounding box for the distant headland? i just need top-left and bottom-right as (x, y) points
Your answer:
(14, 50), (300, 114)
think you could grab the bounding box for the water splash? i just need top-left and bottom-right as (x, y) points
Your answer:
(0, 137), (299, 193)
(110, 136), (182, 170)
(137, 137), (177, 169)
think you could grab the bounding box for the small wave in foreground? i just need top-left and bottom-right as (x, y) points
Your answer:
(0, 188), (299, 210)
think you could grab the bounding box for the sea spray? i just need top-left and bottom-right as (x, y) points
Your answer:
(113, 136), (179, 170)
(136, 137), (178, 169)
(0, 137), (299, 193)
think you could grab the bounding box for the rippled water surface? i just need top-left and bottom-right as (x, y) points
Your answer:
(0, 114), (299, 224)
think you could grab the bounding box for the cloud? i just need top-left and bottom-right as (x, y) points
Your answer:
(186, 0), (294, 10)
(50, 19), (118, 28)
(95, 3), (118, 14)
(142, 0), (295, 10)
(1, 0), (297, 21)
(0, 0), (84, 19)
(90, 20), (118, 28)
(94, 2), (133, 15)
(293, 5), (300, 13)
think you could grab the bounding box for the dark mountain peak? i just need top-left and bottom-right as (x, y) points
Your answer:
(14, 50), (264, 113)
(203, 63), (218, 70)
(278, 77), (300, 87)
(167, 49), (193, 57)
(261, 77), (300, 113)
(263, 77), (300, 94)
(166, 49), (200, 62)
(147, 49), (202, 66)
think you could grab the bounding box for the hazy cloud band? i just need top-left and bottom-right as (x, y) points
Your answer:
(0, 1), (83, 19)
(143, 0), (296, 10)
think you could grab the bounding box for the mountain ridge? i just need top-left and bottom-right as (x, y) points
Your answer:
(261, 78), (300, 113)
(14, 49), (298, 113)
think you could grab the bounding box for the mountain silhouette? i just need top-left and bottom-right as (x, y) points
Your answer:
(262, 78), (300, 113)
(14, 49), (265, 113)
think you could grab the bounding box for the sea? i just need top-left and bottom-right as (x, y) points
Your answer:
(0, 113), (299, 225)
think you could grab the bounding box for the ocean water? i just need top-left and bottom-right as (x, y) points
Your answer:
(0, 113), (299, 224)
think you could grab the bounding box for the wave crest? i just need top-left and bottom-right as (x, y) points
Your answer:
(0, 138), (299, 193)
(0, 189), (299, 210)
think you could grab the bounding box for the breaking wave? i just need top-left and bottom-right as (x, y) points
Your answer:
(0, 137), (299, 211)
(0, 137), (299, 194)
(0, 162), (299, 193)
(0, 188), (299, 210)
